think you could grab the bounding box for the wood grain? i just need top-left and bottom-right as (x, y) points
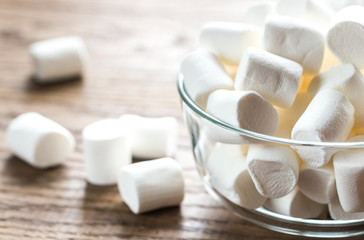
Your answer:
(0, 0), (361, 239)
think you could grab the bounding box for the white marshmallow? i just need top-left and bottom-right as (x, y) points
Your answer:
(119, 114), (178, 159)
(333, 149), (364, 212)
(327, 6), (364, 69)
(206, 89), (278, 136)
(235, 47), (302, 108)
(318, 0), (362, 11)
(118, 158), (184, 214)
(242, 1), (276, 29)
(180, 50), (233, 109)
(276, 0), (335, 32)
(297, 162), (336, 204)
(247, 145), (299, 198)
(276, 92), (312, 128)
(29, 36), (88, 83)
(206, 143), (266, 209)
(264, 187), (325, 218)
(199, 22), (262, 64)
(307, 64), (364, 128)
(5, 112), (75, 169)
(329, 194), (364, 220)
(82, 119), (131, 185)
(264, 15), (325, 73)
(292, 89), (354, 168)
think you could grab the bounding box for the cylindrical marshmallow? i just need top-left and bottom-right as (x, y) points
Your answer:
(235, 47), (302, 108)
(242, 1), (276, 29)
(292, 89), (354, 168)
(264, 14), (325, 73)
(264, 187), (325, 218)
(199, 22), (262, 64)
(117, 157), (184, 214)
(307, 64), (364, 128)
(82, 118), (131, 185)
(297, 162), (336, 204)
(119, 114), (178, 159)
(206, 89), (278, 136)
(180, 50), (233, 109)
(206, 143), (266, 209)
(329, 194), (364, 220)
(327, 6), (364, 69)
(333, 149), (364, 212)
(29, 36), (88, 83)
(276, 92), (312, 128)
(5, 112), (75, 169)
(247, 145), (300, 198)
(276, 0), (335, 32)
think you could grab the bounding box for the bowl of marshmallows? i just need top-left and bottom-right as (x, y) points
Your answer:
(178, 0), (364, 238)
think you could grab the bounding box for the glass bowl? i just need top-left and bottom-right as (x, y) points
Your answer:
(177, 73), (364, 238)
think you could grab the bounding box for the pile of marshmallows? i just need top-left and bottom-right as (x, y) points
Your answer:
(181, 0), (364, 220)
(6, 36), (183, 214)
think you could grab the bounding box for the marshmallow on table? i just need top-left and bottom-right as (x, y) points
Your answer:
(292, 89), (354, 168)
(333, 149), (364, 212)
(119, 114), (178, 159)
(118, 158), (184, 214)
(241, 1), (276, 29)
(307, 64), (364, 128)
(297, 162), (336, 204)
(29, 36), (88, 83)
(247, 145), (299, 198)
(329, 194), (364, 220)
(264, 187), (325, 218)
(82, 119), (131, 185)
(180, 50), (233, 109)
(276, 0), (334, 32)
(264, 14), (325, 74)
(204, 89), (279, 144)
(276, 92), (311, 128)
(235, 47), (302, 108)
(327, 6), (364, 69)
(5, 112), (75, 168)
(206, 143), (266, 209)
(199, 22), (262, 64)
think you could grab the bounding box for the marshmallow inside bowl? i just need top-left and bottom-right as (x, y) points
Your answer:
(177, 74), (364, 238)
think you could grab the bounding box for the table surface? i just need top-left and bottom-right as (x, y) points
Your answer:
(0, 0), (361, 239)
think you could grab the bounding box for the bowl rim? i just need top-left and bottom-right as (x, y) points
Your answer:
(177, 73), (364, 148)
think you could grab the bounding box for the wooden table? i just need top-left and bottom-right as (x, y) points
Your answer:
(0, 0), (360, 239)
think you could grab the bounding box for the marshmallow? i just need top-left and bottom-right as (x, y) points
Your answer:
(29, 36), (88, 83)
(206, 143), (266, 209)
(327, 6), (364, 69)
(292, 89), (354, 168)
(276, 92), (311, 128)
(297, 162), (336, 204)
(307, 64), (364, 128)
(247, 145), (299, 198)
(206, 89), (278, 136)
(333, 149), (364, 212)
(5, 112), (75, 169)
(264, 15), (325, 73)
(199, 22), (262, 64)
(276, 0), (334, 31)
(82, 119), (131, 185)
(180, 50), (233, 109)
(119, 114), (178, 159)
(235, 47), (302, 108)
(242, 1), (276, 28)
(118, 158), (184, 214)
(319, 0), (362, 11)
(329, 194), (364, 220)
(264, 187), (325, 218)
